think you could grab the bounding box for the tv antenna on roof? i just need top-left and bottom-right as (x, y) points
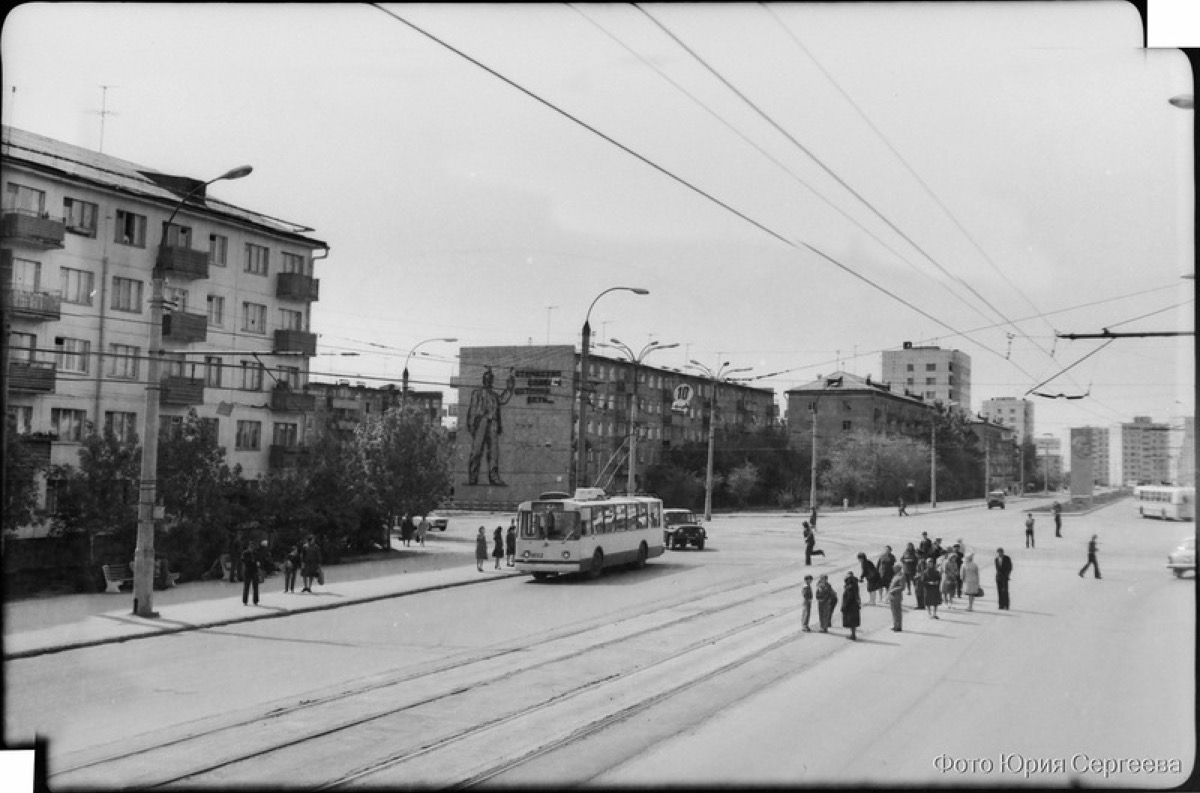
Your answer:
(94, 85), (118, 153)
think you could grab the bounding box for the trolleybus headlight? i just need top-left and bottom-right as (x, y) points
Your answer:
(522, 550), (531, 559)
(562, 551), (571, 560)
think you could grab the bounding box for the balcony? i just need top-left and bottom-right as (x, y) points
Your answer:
(18, 434), (54, 466)
(8, 360), (56, 393)
(160, 375), (204, 406)
(330, 419), (358, 432)
(1, 210), (66, 249)
(274, 329), (317, 357)
(3, 285), (62, 321)
(276, 272), (320, 302)
(269, 445), (312, 469)
(161, 311), (208, 344)
(156, 244), (209, 280)
(271, 387), (316, 412)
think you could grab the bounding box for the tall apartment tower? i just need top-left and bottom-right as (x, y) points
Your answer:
(1110, 416), (1172, 486)
(980, 397), (1036, 445)
(881, 343), (971, 413)
(3, 126), (327, 537)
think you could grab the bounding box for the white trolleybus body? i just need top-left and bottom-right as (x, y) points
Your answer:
(1133, 485), (1195, 521)
(515, 488), (665, 580)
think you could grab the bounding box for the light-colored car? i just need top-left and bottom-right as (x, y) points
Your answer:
(1167, 536), (1195, 578)
(987, 491), (1006, 509)
(394, 514), (449, 534)
(663, 508), (706, 550)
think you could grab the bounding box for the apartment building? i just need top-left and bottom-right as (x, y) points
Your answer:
(1111, 416), (1172, 486)
(785, 371), (934, 455)
(980, 397), (1036, 445)
(881, 343), (972, 414)
(3, 126), (327, 537)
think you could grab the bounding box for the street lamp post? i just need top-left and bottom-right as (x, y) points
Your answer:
(575, 287), (648, 491)
(687, 359), (751, 521)
(402, 337), (457, 402)
(133, 165), (252, 618)
(602, 338), (679, 494)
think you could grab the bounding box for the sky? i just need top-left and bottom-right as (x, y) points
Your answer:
(1, 2), (1195, 463)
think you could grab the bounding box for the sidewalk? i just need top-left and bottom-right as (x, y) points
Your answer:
(3, 537), (520, 661)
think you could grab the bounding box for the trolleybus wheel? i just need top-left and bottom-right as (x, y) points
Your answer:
(531, 572), (549, 581)
(632, 542), (648, 569)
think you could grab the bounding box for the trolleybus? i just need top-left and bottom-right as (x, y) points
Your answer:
(1133, 485), (1195, 521)
(515, 488), (665, 580)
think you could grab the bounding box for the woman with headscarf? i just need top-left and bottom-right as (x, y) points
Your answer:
(961, 552), (981, 611)
(922, 553), (943, 619)
(877, 545), (897, 589)
(841, 571), (862, 641)
(492, 526), (504, 570)
(940, 550), (959, 610)
(815, 574), (837, 633)
(475, 526), (488, 572)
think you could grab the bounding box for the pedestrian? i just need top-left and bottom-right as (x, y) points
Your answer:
(1053, 501), (1063, 537)
(800, 574), (814, 632)
(240, 541), (260, 606)
(228, 534), (243, 583)
(283, 544), (300, 593)
(914, 556), (927, 610)
(1024, 513), (1035, 549)
(929, 537), (945, 562)
(841, 571), (862, 640)
(815, 573), (837, 632)
(900, 542), (919, 595)
(888, 561), (906, 631)
(939, 550), (958, 610)
(857, 553), (882, 606)
(255, 540), (272, 582)
(951, 542), (965, 598)
(301, 534), (322, 593)
(401, 515), (415, 548)
(803, 521), (825, 565)
(475, 526), (488, 572)
(897, 496), (908, 517)
(506, 522), (517, 566)
(918, 531), (932, 559)
(995, 547), (1013, 610)
(492, 526), (504, 570)
(1078, 535), (1101, 579)
(877, 545), (897, 589)
(417, 515), (430, 547)
(961, 552), (981, 611)
(922, 555), (942, 619)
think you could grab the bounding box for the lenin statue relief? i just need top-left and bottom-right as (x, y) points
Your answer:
(467, 366), (515, 486)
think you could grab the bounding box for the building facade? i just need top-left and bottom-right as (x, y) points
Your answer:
(1034, 433), (1063, 489)
(969, 418), (1019, 494)
(1173, 416), (1195, 487)
(881, 343), (971, 413)
(980, 397), (1036, 445)
(1111, 416), (1172, 486)
(3, 126), (327, 537)
(785, 371), (934, 458)
(306, 381), (444, 439)
(451, 345), (777, 508)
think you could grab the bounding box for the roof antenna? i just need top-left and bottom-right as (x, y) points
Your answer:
(95, 85), (118, 153)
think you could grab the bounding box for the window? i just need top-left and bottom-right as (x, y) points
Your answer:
(279, 308), (304, 331)
(244, 243), (269, 275)
(925, 363), (937, 371)
(204, 356), (222, 387)
(111, 276), (144, 312)
(242, 302), (266, 333)
(162, 223), (192, 248)
(57, 337), (90, 373)
(842, 421), (853, 430)
(280, 251), (308, 275)
(10, 332), (36, 362)
(906, 364), (914, 372)
(236, 420), (262, 450)
(10, 405), (33, 434)
(209, 234), (228, 266)
(51, 408), (87, 442)
(5, 182), (45, 214)
(278, 365), (300, 390)
(114, 210), (147, 247)
(926, 377), (936, 385)
(11, 257), (41, 293)
(906, 378), (914, 386)
(108, 344), (140, 379)
(165, 286), (189, 313)
(207, 294), (225, 327)
(60, 267), (94, 305)
(63, 197), (99, 236)
(925, 391), (937, 400)
(273, 422), (298, 447)
(240, 360), (264, 391)
(104, 411), (138, 444)
(162, 352), (187, 378)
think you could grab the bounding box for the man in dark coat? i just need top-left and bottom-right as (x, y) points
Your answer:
(995, 547), (1013, 610)
(1053, 501), (1063, 537)
(240, 542), (260, 606)
(1078, 535), (1101, 579)
(841, 572), (862, 640)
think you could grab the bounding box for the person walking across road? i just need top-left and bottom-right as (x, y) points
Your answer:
(506, 523), (517, 567)
(888, 562), (906, 632)
(995, 547), (1013, 610)
(897, 496), (909, 517)
(801, 574), (814, 632)
(1053, 501), (1063, 537)
(475, 527), (488, 572)
(841, 572), (862, 641)
(1079, 535), (1101, 579)
(803, 521), (825, 565)
(240, 542), (260, 606)
(1024, 513), (1036, 549)
(961, 552), (981, 611)
(815, 574), (836, 633)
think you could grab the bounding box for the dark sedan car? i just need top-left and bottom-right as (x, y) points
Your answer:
(663, 508), (707, 550)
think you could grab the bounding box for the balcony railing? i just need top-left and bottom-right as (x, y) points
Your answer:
(273, 329), (317, 357)
(162, 311), (208, 344)
(160, 375), (204, 406)
(3, 285), (62, 321)
(156, 244), (210, 280)
(269, 445), (313, 469)
(271, 387), (317, 412)
(8, 360), (57, 392)
(1, 210), (66, 249)
(276, 272), (320, 302)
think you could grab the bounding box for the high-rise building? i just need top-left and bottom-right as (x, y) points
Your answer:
(980, 397), (1036, 445)
(1111, 416), (1172, 486)
(1173, 416), (1195, 486)
(3, 126), (327, 537)
(881, 343), (971, 413)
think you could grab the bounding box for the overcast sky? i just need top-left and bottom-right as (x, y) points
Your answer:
(1, 2), (1194, 454)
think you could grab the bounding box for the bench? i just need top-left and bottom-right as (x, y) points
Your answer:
(102, 564), (134, 594)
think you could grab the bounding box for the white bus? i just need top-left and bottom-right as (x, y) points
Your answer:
(515, 488), (665, 580)
(1133, 486), (1195, 521)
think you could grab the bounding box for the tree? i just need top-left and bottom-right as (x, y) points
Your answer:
(4, 415), (45, 536)
(725, 461), (761, 508)
(822, 430), (927, 506)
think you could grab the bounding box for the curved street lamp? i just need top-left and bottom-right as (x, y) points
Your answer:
(686, 359), (752, 520)
(402, 337), (457, 401)
(134, 165), (253, 618)
(575, 287), (649, 490)
(603, 338), (679, 494)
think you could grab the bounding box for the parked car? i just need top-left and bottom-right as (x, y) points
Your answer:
(425, 513), (449, 532)
(1167, 536), (1195, 578)
(663, 508), (706, 550)
(987, 491), (1007, 509)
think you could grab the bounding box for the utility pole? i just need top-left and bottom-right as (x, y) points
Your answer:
(930, 418), (937, 509)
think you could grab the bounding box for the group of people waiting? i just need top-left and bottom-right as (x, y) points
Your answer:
(800, 528), (1015, 640)
(398, 515), (434, 547)
(476, 523), (517, 571)
(238, 534), (323, 606)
